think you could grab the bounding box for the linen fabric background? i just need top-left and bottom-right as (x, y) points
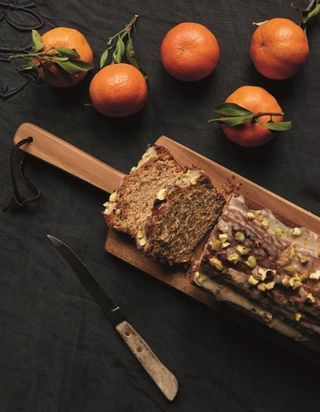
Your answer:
(1, 0), (320, 411)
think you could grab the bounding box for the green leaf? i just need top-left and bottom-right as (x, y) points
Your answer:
(55, 59), (94, 74)
(52, 56), (69, 62)
(125, 38), (147, 79)
(214, 103), (252, 117)
(55, 47), (80, 58)
(42, 65), (55, 81)
(72, 60), (95, 70)
(112, 36), (125, 63)
(261, 121), (293, 131)
(126, 38), (139, 68)
(32, 30), (44, 52)
(17, 65), (35, 72)
(209, 113), (254, 127)
(100, 47), (111, 68)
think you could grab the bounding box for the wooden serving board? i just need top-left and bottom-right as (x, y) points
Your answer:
(13, 123), (320, 361)
(106, 135), (320, 307)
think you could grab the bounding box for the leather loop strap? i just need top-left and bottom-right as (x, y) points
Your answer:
(3, 136), (41, 212)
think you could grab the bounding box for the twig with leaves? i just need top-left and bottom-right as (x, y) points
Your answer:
(10, 30), (94, 81)
(291, 0), (320, 30)
(100, 14), (146, 78)
(208, 103), (292, 132)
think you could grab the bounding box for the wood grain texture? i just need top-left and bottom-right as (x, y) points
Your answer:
(13, 123), (124, 193)
(116, 321), (178, 401)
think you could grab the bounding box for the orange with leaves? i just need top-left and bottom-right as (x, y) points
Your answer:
(40, 28), (94, 87)
(89, 15), (148, 117)
(160, 22), (220, 81)
(209, 86), (292, 147)
(11, 28), (94, 87)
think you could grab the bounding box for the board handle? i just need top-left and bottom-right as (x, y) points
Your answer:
(13, 123), (124, 193)
(116, 320), (179, 401)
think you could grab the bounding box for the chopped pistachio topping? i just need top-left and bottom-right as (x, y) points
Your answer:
(251, 267), (275, 282)
(141, 148), (153, 159)
(292, 227), (302, 237)
(209, 256), (224, 271)
(298, 254), (309, 265)
(227, 253), (240, 263)
(283, 264), (296, 274)
(295, 313), (302, 322)
(288, 245), (296, 260)
(261, 218), (269, 229)
(257, 282), (266, 292)
(190, 176), (198, 185)
(194, 271), (207, 285)
(218, 233), (228, 243)
(309, 270), (320, 280)
(109, 191), (118, 203)
(274, 226), (284, 237)
(306, 293), (316, 304)
(236, 245), (250, 255)
(138, 237), (147, 247)
(261, 311), (273, 323)
(282, 277), (290, 287)
(245, 255), (257, 269)
(221, 241), (231, 249)
(103, 202), (115, 215)
(288, 275), (302, 290)
(137, 230), (145, 239)
(156, 188), (167, 201)
(248, 275), (259, 286)
(246, 211), (255, 220)
(235, 231), (245, 242)
(209, 239), (222, 251)
(265, 280), (276, 290)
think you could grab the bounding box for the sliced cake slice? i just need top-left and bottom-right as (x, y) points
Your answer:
(137, 168), (225, 265)
(104, 145), (225, 266)
(192, 194), (320, 347)
(104, 145), (185, 237)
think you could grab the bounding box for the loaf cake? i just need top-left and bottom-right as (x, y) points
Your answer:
(104, 145), (225, 265)
(192, 194), (320, 348)
(137, 168), (225, 264)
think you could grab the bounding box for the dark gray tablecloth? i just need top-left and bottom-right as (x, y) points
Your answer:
(1, 0), (320, 410)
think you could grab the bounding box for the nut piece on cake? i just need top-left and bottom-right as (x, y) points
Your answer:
(104, 145), (225, 265)
(192, 194), (320, 348)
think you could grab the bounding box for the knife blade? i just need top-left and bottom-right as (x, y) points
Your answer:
(46, 235), (178, 401)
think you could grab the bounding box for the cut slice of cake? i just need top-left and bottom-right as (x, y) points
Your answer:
(104, 145), (185, 237)
(104, 145), (225, 265)
(137, 168), (225, 265)
(192, 194), (320, 348)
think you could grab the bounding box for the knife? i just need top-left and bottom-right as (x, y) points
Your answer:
(46, 235), (178, 401)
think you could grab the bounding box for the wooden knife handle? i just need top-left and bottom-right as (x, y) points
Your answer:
(116, 320), (179, 401)
(13, 123), (124, 193)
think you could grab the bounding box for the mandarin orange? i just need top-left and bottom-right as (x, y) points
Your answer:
(221, 86), (284, 147)
(40, 27), (94, 87)
(160, 22), (220, 81)
(89, 63), (148, 117)
(250, 18), (309, 80)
